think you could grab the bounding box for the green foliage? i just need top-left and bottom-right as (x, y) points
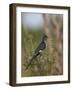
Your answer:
(21, 27), (59, 77)
(21, 14), (63, 77)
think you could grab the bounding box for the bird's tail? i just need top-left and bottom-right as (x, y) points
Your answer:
(25, 53), (39, 71)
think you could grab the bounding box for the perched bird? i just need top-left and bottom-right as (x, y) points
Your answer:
(25, 34), (48, 71)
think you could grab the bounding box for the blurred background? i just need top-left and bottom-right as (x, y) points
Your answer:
(21, 13), (63, 77)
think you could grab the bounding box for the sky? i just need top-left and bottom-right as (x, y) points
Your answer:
(21, 13), (44, 29)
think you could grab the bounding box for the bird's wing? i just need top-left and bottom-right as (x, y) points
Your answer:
(35, 41), (46, 54)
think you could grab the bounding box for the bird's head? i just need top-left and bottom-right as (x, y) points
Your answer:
(42, 35), (48, 42)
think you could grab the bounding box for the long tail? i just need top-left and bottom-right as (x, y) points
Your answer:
(25, 53), (39, 71)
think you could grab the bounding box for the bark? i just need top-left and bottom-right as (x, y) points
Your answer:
(43, 14), (53, 74)
(43, 14), (63, 74)
(52, 17), (62, 74)
(43, 14), (53, 54)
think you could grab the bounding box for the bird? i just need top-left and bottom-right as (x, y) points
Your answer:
(25, 34), (48, 71)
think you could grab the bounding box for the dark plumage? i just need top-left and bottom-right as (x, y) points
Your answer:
(25, 34), (48, 71)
